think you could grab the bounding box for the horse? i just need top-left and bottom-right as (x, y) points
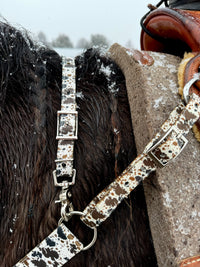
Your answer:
(0, 21), (158, 266)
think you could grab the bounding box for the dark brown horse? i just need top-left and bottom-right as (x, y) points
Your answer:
(0, 22), (157, 266)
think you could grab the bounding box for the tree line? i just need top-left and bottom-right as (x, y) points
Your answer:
(37, 31), (110, 49)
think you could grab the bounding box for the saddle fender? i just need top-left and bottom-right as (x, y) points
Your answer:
(141, 8), (200, 56)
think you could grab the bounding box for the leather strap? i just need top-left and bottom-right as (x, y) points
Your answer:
(14, 223), (83, 267)
(55, 57), (77, 179)
(81, 93), (200, 228)
(14, 58), (79, 266)
(179, 255), (200, 267)
(53, 57), (78, 221)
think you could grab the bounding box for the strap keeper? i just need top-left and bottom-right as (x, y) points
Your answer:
(56, 110), (78, 140)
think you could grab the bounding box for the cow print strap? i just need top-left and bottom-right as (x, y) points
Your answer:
(14, 223), (83, 267)
(55, 57), (77, 179)
(81, 93), (200, 228)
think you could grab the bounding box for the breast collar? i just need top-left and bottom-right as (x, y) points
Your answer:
(14, 56), (200, 267)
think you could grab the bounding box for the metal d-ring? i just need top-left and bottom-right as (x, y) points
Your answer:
(65, 211), (97, 251)
(183, 73), (200, 104)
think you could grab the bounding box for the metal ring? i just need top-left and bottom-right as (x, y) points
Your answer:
(183, 73), (200, 104)
(66, 211), (97, 251)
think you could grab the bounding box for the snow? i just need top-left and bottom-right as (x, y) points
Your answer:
(163, 192), (172, 208)
(100, 65), (112, 77)
(153, 96), (163, 109)
(76, 91), (84, 99)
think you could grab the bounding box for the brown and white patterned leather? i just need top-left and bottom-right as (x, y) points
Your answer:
(14, 223), (83, 267)
(81, 93), (200, 228)
(56, 57), (77, 178)
(81, 104), (185, 228)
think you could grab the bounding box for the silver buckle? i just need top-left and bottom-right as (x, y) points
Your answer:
(53, 169), (76, 187)
(56, 110), (78, 140)
(147, 126), (188, 168)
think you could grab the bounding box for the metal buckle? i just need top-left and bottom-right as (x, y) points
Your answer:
(147, 126), (188, 168)
(56, 110), (78, 140)
(53, 169), (76, 187)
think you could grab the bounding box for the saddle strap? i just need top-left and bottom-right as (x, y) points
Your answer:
(80, 93), (200, 228)
(14, 223), (83, 267)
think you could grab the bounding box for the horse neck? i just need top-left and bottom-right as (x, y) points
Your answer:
(0, 48), (136, 266)
(73, 49), (136, 210)
(0, 53), (61, 265)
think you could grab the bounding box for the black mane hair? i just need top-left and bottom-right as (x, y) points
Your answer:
(0, 21), (157, 266)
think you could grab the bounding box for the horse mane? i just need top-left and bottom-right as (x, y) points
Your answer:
(0, 21), (157, 266)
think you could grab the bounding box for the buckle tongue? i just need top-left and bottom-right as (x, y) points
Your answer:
(147, 126), (188, 168)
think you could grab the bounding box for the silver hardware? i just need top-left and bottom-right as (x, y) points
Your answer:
(53, 169), (76, 187)
(55, 187), (70, 204)
(60, 200), (74, 221)
(58, 211), (97, 251)
(183, 73), (200, 104)
(56, 110), (78, 140)
(147, 126), (188, 168)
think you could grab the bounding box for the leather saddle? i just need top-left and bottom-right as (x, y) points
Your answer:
(141, 4), (200, 266)
(140, 7), (200, 57)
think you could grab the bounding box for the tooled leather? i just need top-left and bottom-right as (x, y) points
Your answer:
(179, 255), (200, 267)
(141, 8), (200, 52)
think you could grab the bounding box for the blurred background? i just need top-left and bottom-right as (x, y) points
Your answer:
(1, 0), (159, 56)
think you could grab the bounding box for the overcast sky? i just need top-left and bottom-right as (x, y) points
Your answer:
(1, 0), (159, 49)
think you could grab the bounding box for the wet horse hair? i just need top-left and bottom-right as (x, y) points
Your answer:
(0, 21), (157, 266)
